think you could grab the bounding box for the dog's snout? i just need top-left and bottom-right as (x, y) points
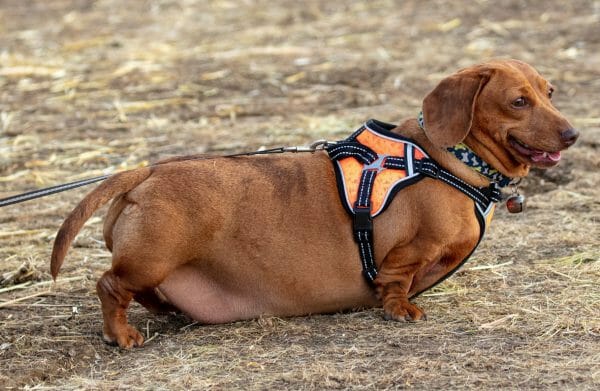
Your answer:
(560, 128), (579, 146)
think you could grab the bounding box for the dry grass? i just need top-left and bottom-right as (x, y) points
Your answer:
(1, 0), (599, 389)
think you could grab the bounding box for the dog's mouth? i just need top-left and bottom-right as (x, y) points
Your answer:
(508, 136), (561, 166)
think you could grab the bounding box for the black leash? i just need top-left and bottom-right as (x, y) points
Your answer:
(0, 140), (333, 208)
(0, 175), (110, 208)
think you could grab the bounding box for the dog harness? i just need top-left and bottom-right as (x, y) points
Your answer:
(326, 119), (501, 289)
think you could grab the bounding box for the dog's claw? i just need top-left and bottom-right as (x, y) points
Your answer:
(103, 324), (144, 349)
(119, 325), (144, 349)
(383, 312), (401, 322)
(404, 312), (428, 322)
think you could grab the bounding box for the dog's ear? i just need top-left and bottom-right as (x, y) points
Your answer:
(422, 67), (492, 148)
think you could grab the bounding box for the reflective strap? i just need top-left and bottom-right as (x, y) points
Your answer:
(351, 168), (379, 284)
(326, 142), (378, 165)
(413, 158), (499, 210)
(356, 229), (377, 282)
(405, 144), (414, 176)
(355, 169), (377, 207)
(382, 156), (406, 170)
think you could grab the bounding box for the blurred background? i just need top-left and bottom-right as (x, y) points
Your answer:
(1, 0), (598, 174)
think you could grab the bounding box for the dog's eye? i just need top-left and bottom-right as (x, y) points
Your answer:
(548, 87), (554, 99)
(512, 97), (528, 108)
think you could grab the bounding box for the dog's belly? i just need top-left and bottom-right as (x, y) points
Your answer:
(156, 263), (378, 324)
(156, 265), (264, 323)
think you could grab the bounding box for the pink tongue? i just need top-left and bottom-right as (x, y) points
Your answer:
(531, 150), (561, 162)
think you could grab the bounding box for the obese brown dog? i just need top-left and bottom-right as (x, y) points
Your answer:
(51, 60), (578, 348)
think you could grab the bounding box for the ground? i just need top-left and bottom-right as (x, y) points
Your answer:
(0, 0), (599, 389)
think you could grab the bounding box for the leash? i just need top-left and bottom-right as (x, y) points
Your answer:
(0, 139), (334, 208)
(0, 175), (110, 208)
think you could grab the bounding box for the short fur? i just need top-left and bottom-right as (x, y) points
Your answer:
(51, 60), (578, 348)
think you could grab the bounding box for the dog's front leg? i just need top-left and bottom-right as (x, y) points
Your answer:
(376, 246), (432, 322)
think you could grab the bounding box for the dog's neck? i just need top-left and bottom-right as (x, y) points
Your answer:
(417, 112), (515, 188)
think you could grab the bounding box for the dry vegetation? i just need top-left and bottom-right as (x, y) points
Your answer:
(1, 0), (599, 389)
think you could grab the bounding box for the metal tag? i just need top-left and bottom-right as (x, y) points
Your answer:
(506, 194), (525, 213)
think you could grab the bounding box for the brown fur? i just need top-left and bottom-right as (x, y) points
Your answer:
(50, 60), (577, 348)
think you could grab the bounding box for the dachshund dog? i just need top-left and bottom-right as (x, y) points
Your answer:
(51, 59), (578, 348)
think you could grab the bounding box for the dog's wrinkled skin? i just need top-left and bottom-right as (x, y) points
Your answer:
(51, 60), (578, 348)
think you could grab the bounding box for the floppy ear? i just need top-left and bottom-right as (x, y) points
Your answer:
(422, 68), (492, 147)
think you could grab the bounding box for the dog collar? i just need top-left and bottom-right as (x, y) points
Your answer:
(446, 143), (513, 187)
(418, 111), (513, 188)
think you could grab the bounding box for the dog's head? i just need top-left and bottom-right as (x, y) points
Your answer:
(422, 59), (578, 177)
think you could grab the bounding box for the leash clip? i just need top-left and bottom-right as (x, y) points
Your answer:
(281, 139), (336, 153)
(309, 139), (335, 150)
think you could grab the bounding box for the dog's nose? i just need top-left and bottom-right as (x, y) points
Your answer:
(560, 128), (579, 146)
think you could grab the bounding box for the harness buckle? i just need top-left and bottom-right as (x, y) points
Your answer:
(353, 205), (373, 236)
(428, 163), (440, 179)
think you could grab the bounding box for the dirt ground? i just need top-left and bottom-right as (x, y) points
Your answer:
(0, 0), (599, 389)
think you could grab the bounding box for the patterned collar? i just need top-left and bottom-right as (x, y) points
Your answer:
(418, 111), (513, 188)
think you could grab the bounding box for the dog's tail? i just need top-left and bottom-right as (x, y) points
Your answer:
(50, 167), (152, 279)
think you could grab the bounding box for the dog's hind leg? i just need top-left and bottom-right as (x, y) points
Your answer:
(134, 289), (178, 314)
(96, 270), (145, 348)
(98, 198), (193, 347)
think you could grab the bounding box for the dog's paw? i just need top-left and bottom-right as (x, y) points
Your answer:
(383, 301), (427, 322)
(103, 324), (144, 349)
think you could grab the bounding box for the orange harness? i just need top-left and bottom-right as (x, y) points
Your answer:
(326, 119), (499, 289)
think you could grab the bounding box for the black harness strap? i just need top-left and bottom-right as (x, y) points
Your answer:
(353, 169), (378, 282)
(382, 156), (407, 170)
(326, 142), (377, 165)
(414, 158), (502, 209)
(327, 132), (501, 286)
